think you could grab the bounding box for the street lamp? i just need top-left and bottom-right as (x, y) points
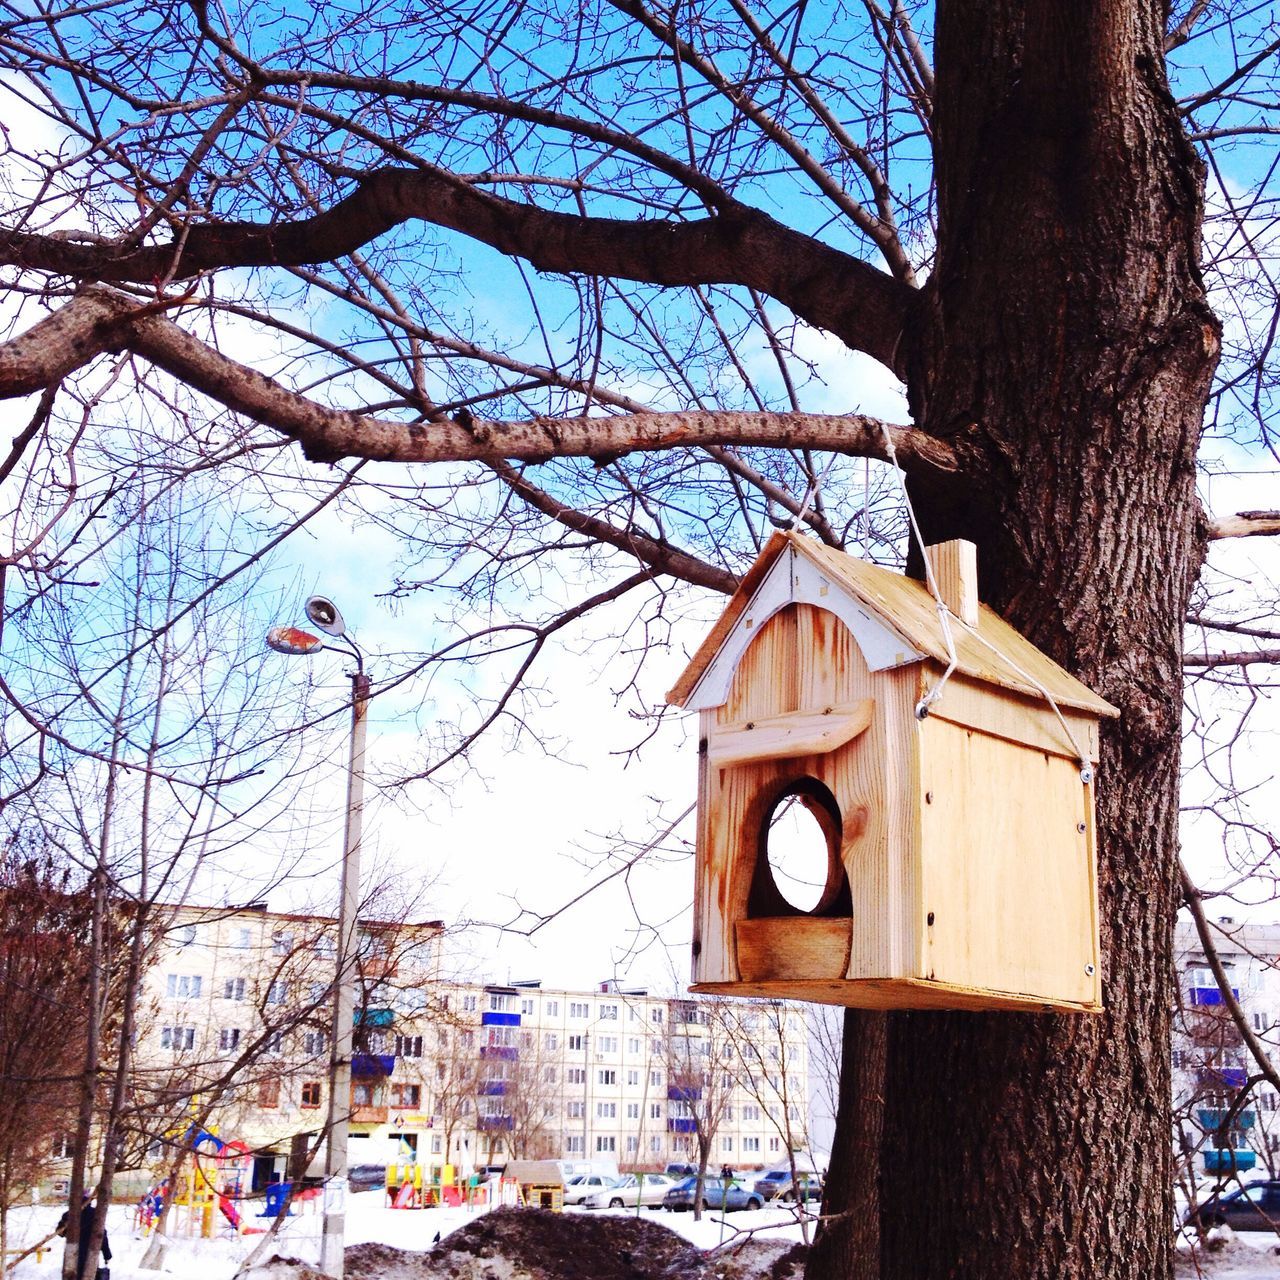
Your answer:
(267, 597), (368, 1280)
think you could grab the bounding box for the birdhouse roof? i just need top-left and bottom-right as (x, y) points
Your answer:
(667, 531), (1119, 717)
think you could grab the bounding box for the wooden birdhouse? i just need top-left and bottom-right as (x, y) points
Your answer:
(667, 531), (1119, 1013)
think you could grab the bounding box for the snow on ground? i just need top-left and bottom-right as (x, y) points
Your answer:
(2, 1190), (810, 1280)
(14, 1193), (1280, 1279)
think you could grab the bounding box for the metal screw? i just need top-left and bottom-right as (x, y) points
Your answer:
(1080, 765), (1094, 785)
(1085, 963), (1096, 976)
(1077, 822), (1087, 833)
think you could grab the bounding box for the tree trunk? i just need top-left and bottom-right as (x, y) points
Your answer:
(832, 3), (1218, 1279)
(808, 1012), (885, 1280)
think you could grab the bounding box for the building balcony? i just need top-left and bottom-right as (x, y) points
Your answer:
(1188, 985), (1240, 1008)
(481, 1011), (521, 1027)
(1198, 1066), (1249, 1090)
(478, 1081), (508, 1096)
(477, 1115), (514, 1131)
(480, 1046), (518, 1061)
(1204, 1149), (1257, 1174)
(668, 1085), (701, 1102)
(667, 1118), (698, 1134)
(355, 1008), (395, 1029)
(1198, 1108), (1256, 1132)
(350, 1104), (389, 1125)
(351, 1053), (396, 1078)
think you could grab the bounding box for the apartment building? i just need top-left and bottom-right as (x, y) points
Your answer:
(137, 903), (812, 1188)
(1173, 915), (1280, 1181)
(424, 981), (812, 1180)
(138, 900), (444, 1189)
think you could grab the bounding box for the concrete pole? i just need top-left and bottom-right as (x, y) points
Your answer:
(321, 670), (369, 1279)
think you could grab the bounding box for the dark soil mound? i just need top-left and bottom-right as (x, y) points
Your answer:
(343, 1209), (807, 1280)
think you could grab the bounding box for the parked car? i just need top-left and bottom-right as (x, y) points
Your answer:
(753, 1169), (823, 1203)
(664, 1162), (697, 1179)
(347, 1164), (386, 1193)
(1184, 1181), (1280, 1231)
(564, 1174), (620, 1205)
(663, 1176), (764, 1213)
(583, 1173), (675, 1209)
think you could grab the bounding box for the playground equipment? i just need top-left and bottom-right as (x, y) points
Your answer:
(164, 1128), (262, 1238)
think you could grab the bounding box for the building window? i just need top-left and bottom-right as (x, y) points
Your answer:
(627, 1070), (640, 1086)
(570, 1002), (589, 1018)
(174, 924), (197, 947)
(598, 1069), (617, 1085)
(650, 1070), (663, 1086)
(545, 1000), (559, 1016)
(568, 1035), (584, 1052)
(352, 1081), (376, 1107)
(431, 1135), (443, 1154)
(161, 1026), (195, 1052)
(545, 1033), (559, 1051)
(596, 1136), (616, 1153)
(600, 1004), (618, 1020)
(301, 1082), (322, 1108)
(627, 1136), (639, 1153)
(1255, 1012), (1271, 1032)
(460, 1030), (475, 1048)
(651, 1009), (663, 1024)
(304, 1031), (327, 1056)
(722, 1137), (733, 1152)
(568, 1101), (586, 1118)
(566, 1136), (584, 1154)
(1263, 1093), (1280, 1113)
(567, 1068), (586, 1085)
(544, 1067), (557, 1084)
(649, 1135), (662, 1153)
(626, 1103), (640, 1119)
(232, 927), (252, 949)
(272, 932), (294, 956)
(219, 1028), (241, 1052)
(313, 934), (336, 959)
(599, 1036), (618, 1053)
(266, 981), (288, 1005)
(596, 1102), (617, 1119)
(391, 1083), (421, 1109)
(167, 974), (202, 999)
(462, 995), (478, 1012)
(650, 1104), (662, 1119)
(769, 1137), (781, 1152)
(742, 1137), (760, 1153)
(52, 1133), (73, 1159)
(259, 1079), (280, 1108)
(521, 999), (535, 1016)
(742, 1105), (760, 1121)
(395, 1034), (423, 1058)
(264, 1030), (284, 1055)
(627, 1038), (640, 1054)
(223, 978), (245, 1001)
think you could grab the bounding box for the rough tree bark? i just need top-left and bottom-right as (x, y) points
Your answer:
(815, 3), (1218, 1278)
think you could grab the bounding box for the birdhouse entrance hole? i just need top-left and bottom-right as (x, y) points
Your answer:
(750, 778), (850, 918)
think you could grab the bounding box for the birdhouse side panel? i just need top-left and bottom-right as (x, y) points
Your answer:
(917, 717), (1102, 1009)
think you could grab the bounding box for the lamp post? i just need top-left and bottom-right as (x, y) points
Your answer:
(267, 597), (367, 1280)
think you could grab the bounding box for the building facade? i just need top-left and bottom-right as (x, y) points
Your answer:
(133, 903), (813, 1188)
(1173, 915), (1280, 1183)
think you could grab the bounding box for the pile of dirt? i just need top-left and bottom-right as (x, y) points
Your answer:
(342, 1209), (807, 1280)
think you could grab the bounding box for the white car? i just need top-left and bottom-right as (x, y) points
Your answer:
(564, 1174), (620, 1205)
(583, 1173), (675, 1209)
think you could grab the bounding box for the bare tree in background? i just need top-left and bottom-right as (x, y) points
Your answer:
(3, 1), (1280, 1276)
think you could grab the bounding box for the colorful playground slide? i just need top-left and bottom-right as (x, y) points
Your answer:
(393, 1181), (415, 1209)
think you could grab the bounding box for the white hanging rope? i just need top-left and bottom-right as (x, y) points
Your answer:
(874, 423), (1095, 786)
(875, 428), (961, 720)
